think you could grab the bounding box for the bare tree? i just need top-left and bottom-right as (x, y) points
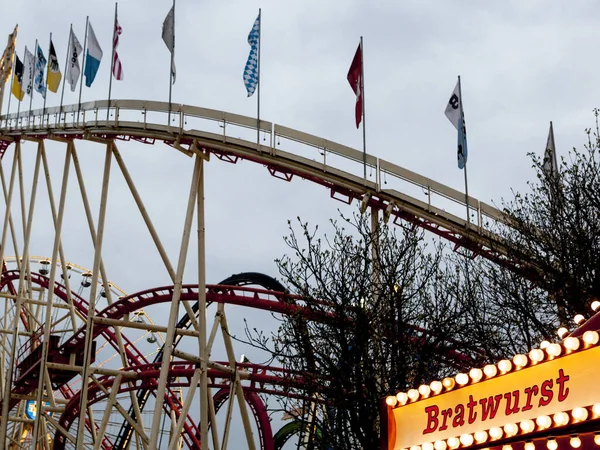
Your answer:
(253, 213), (490, 449)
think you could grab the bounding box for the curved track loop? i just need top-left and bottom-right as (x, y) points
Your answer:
(53, 361), (313, 450)
(0, 100), (515, 268)
(0, 270), (203, 449)
(113, 272), (287, 450)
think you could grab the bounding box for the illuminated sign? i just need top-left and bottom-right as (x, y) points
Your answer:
(386, 333), (600, 450)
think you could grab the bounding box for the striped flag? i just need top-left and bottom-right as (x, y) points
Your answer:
(112, 15), (123, 80)
(0, 25), (17, 84)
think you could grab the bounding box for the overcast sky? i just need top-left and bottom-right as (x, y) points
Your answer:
(1, 0), (599, 446)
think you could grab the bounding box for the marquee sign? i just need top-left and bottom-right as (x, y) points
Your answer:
(385, 330), (600, 450)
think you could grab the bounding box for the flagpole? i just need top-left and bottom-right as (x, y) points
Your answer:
(42, 32), (51, 122)
(27, 42), (37, 127)
(458, 75), (470, 226)
(168, 0), (175, 125)
(107, 2), (117, 121)
(59, 25), (72, 125)
(256, 8), (261, 148)
(78, 16), (89, 117)
(360, 36), (366, 182)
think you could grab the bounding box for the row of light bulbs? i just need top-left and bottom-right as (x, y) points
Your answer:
(401, 405), (600, 450)
(386, 330), (599, 408)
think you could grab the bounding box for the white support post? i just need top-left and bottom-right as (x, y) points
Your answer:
(75, 142), (113, 446)
(30, 141), (72, 449)
(0, 143), (42, 447)
(149, 155), (202, 450)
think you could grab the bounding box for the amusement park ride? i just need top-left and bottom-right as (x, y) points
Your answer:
(0, 93), (514, 450)
(0, 24), (584, 446)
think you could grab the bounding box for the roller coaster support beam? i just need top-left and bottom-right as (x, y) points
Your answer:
(76, 142), (112, 446)
(30, 140), (73, 448)
(149, 154), (202, 449)
(0, 143), (42, 447)
(197, 151), (209, 450)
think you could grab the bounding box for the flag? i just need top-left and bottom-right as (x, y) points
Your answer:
(22, 47), (34, 98)
(112, 15), (123, 80)
(162, 6), (175, 84)
(34, 44), (47, 98)
(243, 12), (260, 97)
(445, 79), (468, 169)
(47, 39), (62, 93)
(347, 42), (363, 128)
(11, 54), (24, 101)
(543, 122), (558, 177)
(67, 29), (83, 92)
(84, 22), (103, 87)
(0, 25), (17, 84)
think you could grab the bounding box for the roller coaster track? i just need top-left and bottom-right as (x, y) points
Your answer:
(0, 99), (517, 269)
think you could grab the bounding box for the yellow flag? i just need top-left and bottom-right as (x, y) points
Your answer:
(0, 25), (18, 84)
(11, 54), (24, 101)
(47, 39), (61, 93)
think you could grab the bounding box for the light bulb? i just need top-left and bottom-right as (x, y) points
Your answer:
(529, 348), (545, 363)
(584, 330), (599, 346)
(442, 377), (456, 390)
(570, 436), (581, 448)
(434, 441), (447, 450)
(469, 368), (483, 382)
(474, 430), (488, 443)
(431, 381), (443, 394)
(447, 437), (460, 450)
(536, 415), (551, 429)
(564, 337), (580, 352)
(397, 392), (408, 405)
(547, 439), (558, 450)
(593, 403), (600, 417)
(423, 443), (434, 450)
(513, 354), (528, 368)
(504, 423), (518, 437)
(489, 427), (503, 440)
(410, 446), (421, 450)
(594, 434), (600, 446)
(553, 412), (569, 426)
(525, 442), (535, 450)
(592, 300), (600, 311)
(407, 389), (419, 401)
(386, 396), (397, 407)
(498, 359), (512, 374)
(483, 364), (497, 378)
(456, 373), (469, 386)
(557, 327), (569, 338)
(460, 434), (474, 446)
(540, 340), (551, 349)
(572, 407), (588, 422)
(503, 445), (513, 450)
(520, 419), (535, 433)
(419, 385), (431, 398)
(546, 343), (562, 357)
(574, 314), (585, 325)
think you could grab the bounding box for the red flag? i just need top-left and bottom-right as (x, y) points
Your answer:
(347, 42), (363, 128)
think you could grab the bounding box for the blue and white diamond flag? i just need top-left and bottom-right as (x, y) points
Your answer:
(34, 44), (47, 99)
(243, 13), (260, 97)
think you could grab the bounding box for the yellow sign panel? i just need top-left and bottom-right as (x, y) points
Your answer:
(389, 344), (600, 450)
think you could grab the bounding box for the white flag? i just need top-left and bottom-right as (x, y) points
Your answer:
(66, 29), (83, 92)
(543, 122), (558, 177)
(162, 6), (176, 84)
(22, 47), (34, 98)
(444, 80), (461, 130)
